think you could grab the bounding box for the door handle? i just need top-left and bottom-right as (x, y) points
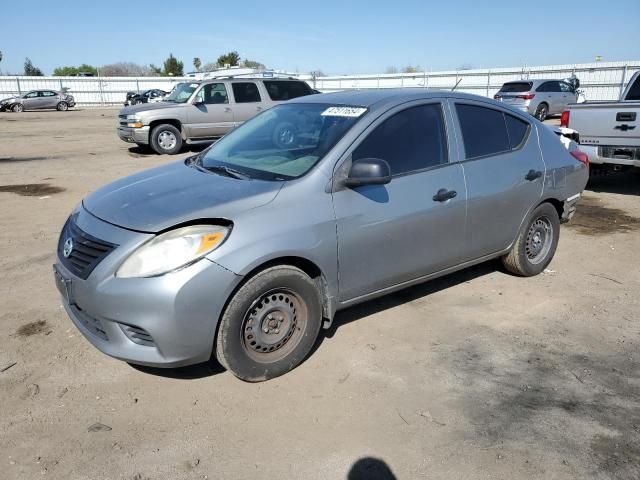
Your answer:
(432, 188), (457, 202)
(256, 106), (263, 111)
(525, 169), (542, 181)
(224, 107), (231, 113)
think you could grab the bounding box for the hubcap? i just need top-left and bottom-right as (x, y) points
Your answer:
(525, 216), (553, 264)
(158, 130), (177, 150)
(242, 289), (307, 362)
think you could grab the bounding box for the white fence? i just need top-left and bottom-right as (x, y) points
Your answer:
(308, 61), (640, 101)
(1, 61), (638, 106)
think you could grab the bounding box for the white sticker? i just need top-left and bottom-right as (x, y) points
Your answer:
(321, 106), (367, 117)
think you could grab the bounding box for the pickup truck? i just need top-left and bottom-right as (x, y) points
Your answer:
(561, 71), (640, 172)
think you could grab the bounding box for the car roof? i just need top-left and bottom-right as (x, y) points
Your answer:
(200, 77), (303, 84)
(287, 88), (490, 108)
(504, 79), (565, 85)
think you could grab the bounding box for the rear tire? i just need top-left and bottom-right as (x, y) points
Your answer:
(56, 101), (68, 111)
(150, 123), (182, 155)
(216, 266), (322, 382)
(534, 103), (548, 122)
(502, 203), (560, 277)
(12, 103), (23, 113)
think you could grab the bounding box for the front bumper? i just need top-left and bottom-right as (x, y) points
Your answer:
(54, 207), (242, 367)
(117, 125), (150, 145)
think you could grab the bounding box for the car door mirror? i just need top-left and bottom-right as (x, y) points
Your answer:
(344, 158), (391, 187)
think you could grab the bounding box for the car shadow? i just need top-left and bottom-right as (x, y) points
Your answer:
(586, 170), (640, 196)
(320, 260), (500, 341)
(129, 260), (501, 381)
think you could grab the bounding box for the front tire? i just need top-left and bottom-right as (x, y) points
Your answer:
(150, 123), (183, 155)
(502, 203), (560, 277)
(534, 103), (548, 122)
(12, 103), (23, 113)
(56, 101), (68, 111)
(216, 266), (322, 382)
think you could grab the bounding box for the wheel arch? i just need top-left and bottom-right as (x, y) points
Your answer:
(149, 118), (184, 138)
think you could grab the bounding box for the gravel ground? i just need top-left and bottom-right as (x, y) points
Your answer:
(0, 108), (638, 480)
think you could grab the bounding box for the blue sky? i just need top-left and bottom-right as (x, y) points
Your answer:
(1, 0), (638, 75)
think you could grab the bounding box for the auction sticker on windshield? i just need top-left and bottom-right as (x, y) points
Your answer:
(321, 106), (367, 117)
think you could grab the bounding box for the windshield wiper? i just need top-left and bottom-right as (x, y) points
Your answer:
(204, 165), (252, 180)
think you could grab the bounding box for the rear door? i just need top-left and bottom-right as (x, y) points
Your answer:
(41, 91), (59, 109)
(186, 82), (234, 139)
(230, 82), (264, 126)
(332, 101), (467, 301)
(558, 82), (576, 111)
(451, 101), (544, 259)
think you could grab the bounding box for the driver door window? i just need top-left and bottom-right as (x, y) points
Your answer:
(197, 83), (229, 104)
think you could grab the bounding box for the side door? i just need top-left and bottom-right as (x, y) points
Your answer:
(185, 82), (234, 139)
(41, 91), (59, 109)
(535, 82), (556, 114)
(230, 82), (264, 126)
(21, 91), (41, 110)
(451, 101), (544, 260)
(546, 81), (564, 114)
(332, 102), (467, 302)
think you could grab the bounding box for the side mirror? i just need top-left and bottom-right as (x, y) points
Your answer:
(344, 158), (391, 187)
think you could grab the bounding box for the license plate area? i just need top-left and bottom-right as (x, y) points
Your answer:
(53, 265), (75, 305)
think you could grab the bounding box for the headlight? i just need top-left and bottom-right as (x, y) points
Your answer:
(116, 225), (230, 278)
(126, 114), (143, 128)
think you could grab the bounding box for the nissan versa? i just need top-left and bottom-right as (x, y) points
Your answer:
(54, 90), (589, 381)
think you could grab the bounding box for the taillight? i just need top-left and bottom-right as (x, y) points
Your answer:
(516, 93), (535, 100)
(560, 110), (570, 127)
(570, 149), (589, 167)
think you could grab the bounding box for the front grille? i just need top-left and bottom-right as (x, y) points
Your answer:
(58, 218), (117, 279)
(120, 324), (155, 347)
(72, 305), (108, 341)
(118, 114), (127, 126)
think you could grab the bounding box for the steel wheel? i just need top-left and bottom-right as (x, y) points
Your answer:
(157, 130), (177, 151)
(241, 288), (308, 363)
(525, 216), (553, 264)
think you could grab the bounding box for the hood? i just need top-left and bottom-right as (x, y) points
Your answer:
(83, 161), (283, 233)
(1, 96), (19, 103)
(120, 102), (183, 115)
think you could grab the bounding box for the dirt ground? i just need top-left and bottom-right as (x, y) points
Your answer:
(0, 108), (638, 480)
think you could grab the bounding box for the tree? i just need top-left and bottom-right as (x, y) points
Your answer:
(243, 59), (265, 70)
(193, 57), (201, 71)
(402, 65), (421, 73)
(149, 64), (163, 76)
(100, 62), (152, 77)
(217, 51), (240, 67)
(163, 53), (184, 76)
(24, 58), (44, 76)
(202, 62), (219, 72)
(53, 64), (98, 76)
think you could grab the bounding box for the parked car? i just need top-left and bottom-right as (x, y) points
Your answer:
(494, 79), (579, 121)
(57, 90), (588, 381)
(0, 90), (75, 112)
(124, 89), (168, 106)
(116, 78), (314, 154)
(560, 71), (640, 173)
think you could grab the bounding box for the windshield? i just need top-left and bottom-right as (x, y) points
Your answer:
(201, 103), (367, 180)
(164, 83), (198, 103)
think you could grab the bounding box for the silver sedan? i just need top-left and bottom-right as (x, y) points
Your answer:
(0, 90), (76, 112)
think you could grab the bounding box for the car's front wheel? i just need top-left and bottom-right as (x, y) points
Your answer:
(534, 103), (548, 121)
(502, 203), (560, 276)
(12, 103), (23, 113)
(56, 101), (68, 111)
(150, 124), (183, 155)
(216, 266), (323, 382)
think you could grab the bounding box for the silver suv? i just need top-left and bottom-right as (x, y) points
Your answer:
(494, 79), (578, 121)
(117, 78), (314, 154)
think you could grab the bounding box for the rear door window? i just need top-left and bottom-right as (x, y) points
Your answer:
(232, 82), (261, 103)
(559, 82), (573, 93)
(625, 75), (640, 100)
(42, 91), (57, 97)
(264, 81), (312, 101)
(499, 82), (532, 93)
(352, 104), (448, 175)
(455, 104), (510, 159)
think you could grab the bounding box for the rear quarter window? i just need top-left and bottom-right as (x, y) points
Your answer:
(264, 81), (312, 101)
(504, 114), (530, 149)
(499, 82), (533, 93)
(625, 75), (640, 100)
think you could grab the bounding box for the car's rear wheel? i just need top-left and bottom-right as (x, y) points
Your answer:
(216, 266), (322, 382)
(12, 104), (23, 113)
(502, 203), (560, 276)
(135, 99), (143, 105)
(534, 103), (548, 121)
(56, 101), (68, 111)
(150, 124), (182, 155)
